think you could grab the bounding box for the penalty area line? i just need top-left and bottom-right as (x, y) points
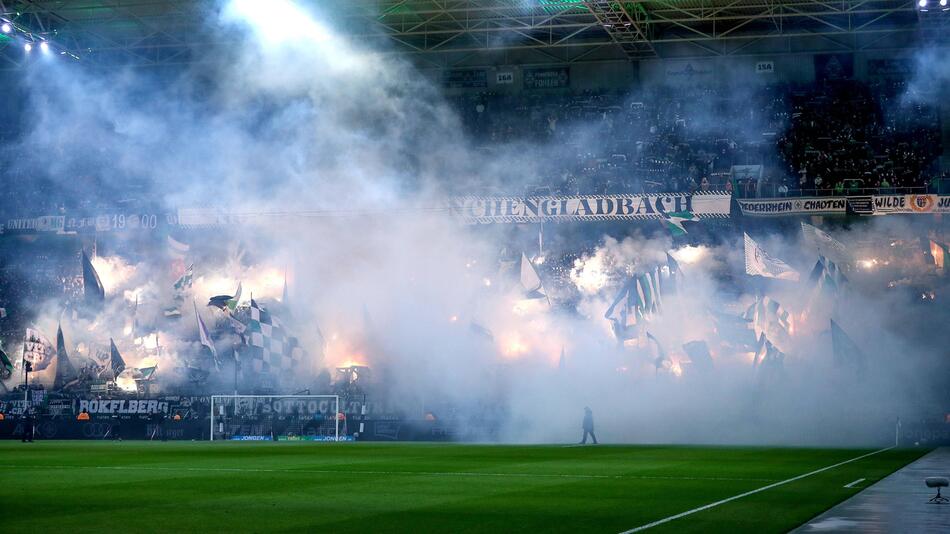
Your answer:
(618, 446), (894, 533)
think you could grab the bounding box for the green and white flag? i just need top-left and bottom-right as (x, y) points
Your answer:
(664, 211), (699, 237)
(173, 264), (194, 292)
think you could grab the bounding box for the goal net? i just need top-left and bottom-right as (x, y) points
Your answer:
(210, 395), (341, 441)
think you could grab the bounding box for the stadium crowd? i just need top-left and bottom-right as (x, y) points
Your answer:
(451, 79), (943, 196)
(0, 79), (945, 214)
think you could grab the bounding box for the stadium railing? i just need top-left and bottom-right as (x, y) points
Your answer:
(734, 178), (950, 199)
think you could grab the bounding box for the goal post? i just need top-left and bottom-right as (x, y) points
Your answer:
(210, 395), (341, 442)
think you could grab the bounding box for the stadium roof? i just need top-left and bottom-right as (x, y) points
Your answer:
(0, 0), (943, 69)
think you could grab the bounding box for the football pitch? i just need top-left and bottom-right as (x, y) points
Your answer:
(0, 442), (925, 533)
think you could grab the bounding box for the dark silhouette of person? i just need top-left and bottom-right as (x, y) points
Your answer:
(21, 409), (35, 443)
(581, 406), (597, 445)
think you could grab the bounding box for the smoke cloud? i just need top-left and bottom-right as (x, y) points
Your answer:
(1, 0), (947, 446)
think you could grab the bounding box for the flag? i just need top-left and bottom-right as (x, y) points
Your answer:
(23, 327), (54, 371)
(134, 366), (157, 380)
(207, 295), (231, 310)
(664, 252), (681, 295)
(830, 320), (864, 369)
(53, 324), (79, 390)
(801, 222), (848, 263)
(241, 299), (305, 377)
(0, 345), (13, 380)
(130, 295), (138, 339)
(520, 253), (546, 299)
(195, 301), (219, 369)
(683, 340), (714, 373)
(744, 233), (800, 281)
(173, 264), (194, 292)
(167, 235), (190, 259)
(667, 252), (681, 276)
(469, 321), (494, 342)
(228, 314), (248, 336)
(744, 295), (791, 337)
(710, 309), (758, 350)
(228, 282), (242, 312)
(805, 255), (847, 299)
(646, 332), (668, 371)
(604, 278), (639, 341)
(109, 338), (126, 378)
(664, 211), (699, 237)
(752, 333), (785, 376)
(81, 249), (105, 304)
(930, 239), (947, 271)
(163, 308), (183, 318)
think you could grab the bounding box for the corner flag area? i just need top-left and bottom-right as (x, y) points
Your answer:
(0, 442), (926, 532)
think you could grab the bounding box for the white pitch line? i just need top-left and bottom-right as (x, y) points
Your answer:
(10, 464), (774, 483)
(843, 478), (865, 488)
(619, 447), (894, 533)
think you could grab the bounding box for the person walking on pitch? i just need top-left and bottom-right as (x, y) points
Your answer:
(580, 406), (598, 445)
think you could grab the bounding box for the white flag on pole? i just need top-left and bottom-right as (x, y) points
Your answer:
(744, 233), (800, 281)
(801, 222), (848, 263)
(520, 253), (546, 299)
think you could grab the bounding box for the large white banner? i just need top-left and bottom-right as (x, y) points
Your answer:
(738, 197), (846, 217)
(451, 192), (731, 224)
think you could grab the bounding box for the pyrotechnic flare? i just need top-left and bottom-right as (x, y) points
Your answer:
(929, 239), (947, 271)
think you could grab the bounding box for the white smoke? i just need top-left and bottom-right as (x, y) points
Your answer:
(1, 1), (947, 445)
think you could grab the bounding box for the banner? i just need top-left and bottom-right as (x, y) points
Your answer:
(451, 192), (731, 224)
(442, 69), (487, 89)
(738, 197), (846, 217)
(755, 61), (774, 74)
(523, 67), (569, 89)
(849, 194), (950, 215)
(76, 398), (171, 415)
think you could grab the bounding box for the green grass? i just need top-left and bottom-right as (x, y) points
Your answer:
(0, 442), (925, 533)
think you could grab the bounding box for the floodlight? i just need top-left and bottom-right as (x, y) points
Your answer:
(24, 42), (32, 52)
(919, 0), (927, 7)
(39, 41), (49, 53)
(1, 22), (11, 33)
